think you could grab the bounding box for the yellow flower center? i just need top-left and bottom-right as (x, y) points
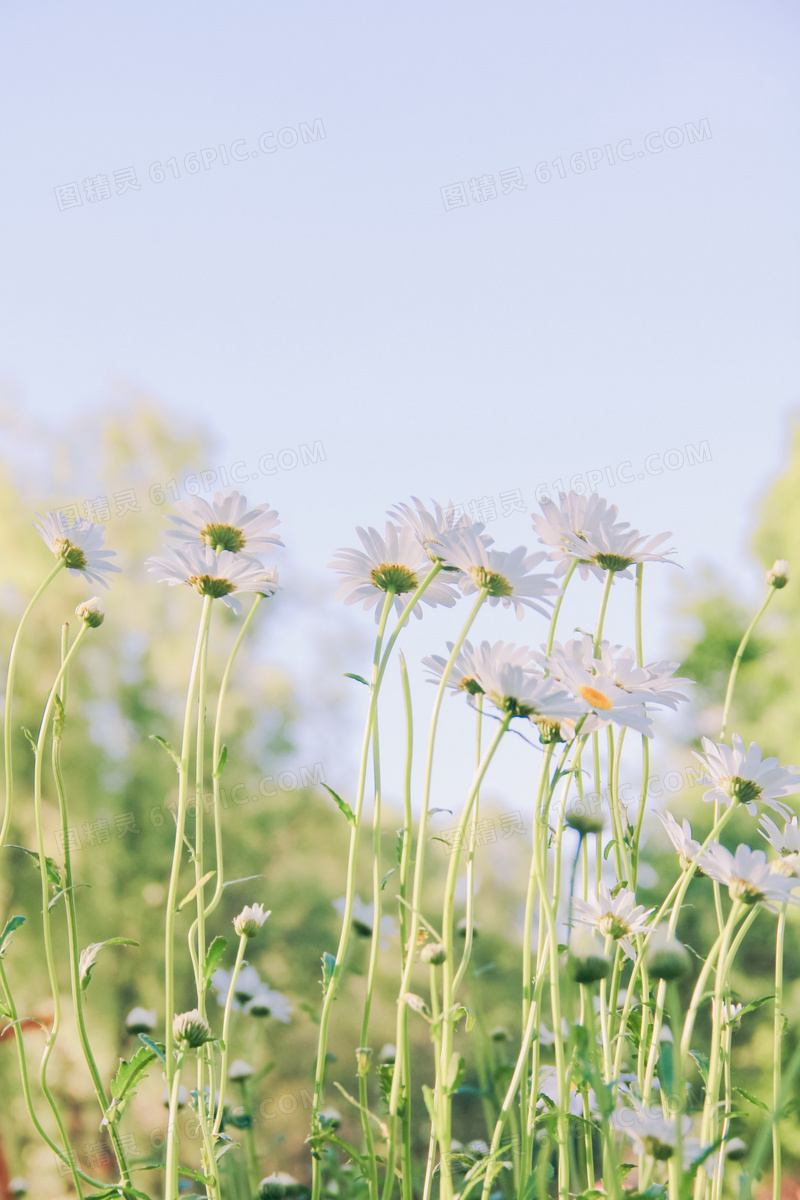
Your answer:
(579, 685), (613, 711)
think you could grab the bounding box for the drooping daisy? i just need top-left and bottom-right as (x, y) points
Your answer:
(34, 510), (121, 588)
(164, 489), (282, 555)
(531, 491), (623, 581)
(698, 843), (800, 910)
(211, 964), (262, 1011)
(694, 735), (800, 819)
(435, 525), (558, 619)
(389, 496), (487, 565)
(146, 545), (267, 614)
(329, 522), (460, 621)
(760, 815), (800, 876)
(572, 882), (654, 959)
(656, 810), (704, 873)
(422, 640), (495, 699)
(332, 895), (397, 943)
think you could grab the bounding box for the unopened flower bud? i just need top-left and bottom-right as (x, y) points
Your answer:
(234, 903), (270, 938)
(767, 559), (790, 589)
(9, 1180), (28, 1198)
(172, 1008), (212, 1049)
(378, 1043), (396, 1064)
(75, 596), (104, 628)
(421, 942), (447, 965)
(125, 1006), (157, 1035)
(356, 1046), (373, 1076)
(566, 806), (605, 837)
(490, 1025), (511, 1043)
(646, 927), (691, 981)
(456, 917), (477, 939)
(258, 1172), (299, 1198)
(568, 928), (611, 984)
(725, 1137), (747, 1161)
(319, 1106), (342, 1130)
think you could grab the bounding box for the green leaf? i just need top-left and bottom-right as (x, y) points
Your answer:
(427, 807), (452, 817)
(380, 868), (397, 891)
(138, 1033), (166, 1062)
(79, 938), (139, 990)
(202, 936), (228, 986)
(688, 1050), (710, 1085)
(177, 871), (215, 911)
(149, 733), (181, 768)
(445, 1052), (465, 1092)
(214, 744), (228, 776)
(0, 915), (25, 958)
(343, 672), (369, 686)
(322, 784), (355, 826)
(22, 727), (37, 754)
(106, 1044), (160, 1124)
(9, 845), (63, 890)
(48, 882), (91, 911)
(734, 1086), (769, 1112)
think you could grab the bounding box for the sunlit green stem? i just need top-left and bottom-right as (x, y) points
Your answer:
(772, 907), (787, 1200)
(1, 559), (64, 849)
(720, 589), (776, 741)
(212, 932), (248, 1137)
(165, 1048), (188, 1200)
(546, 559), (578, 656)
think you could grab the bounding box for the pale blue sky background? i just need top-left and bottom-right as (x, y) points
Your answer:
(1, 0), (799, 817)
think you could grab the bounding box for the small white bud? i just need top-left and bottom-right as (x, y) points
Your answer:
(228, 1058), (255, 1081)
(234, 903), (271, 938)
(125, 1006), (157, 1034)
(9, 1181), (28, 1198)
(646, 927), (691, 981)
(75, 596), (104, 627)
(568, 928), (611, 984)
(767, 559), (790, 589)
(172, 1008), (212, 1049)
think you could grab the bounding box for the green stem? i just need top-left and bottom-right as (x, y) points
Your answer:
(1, 560), (65, 849)
(720, 589), (775, 741)
(593, 569), (615, 656)
(165, 1049), (188, 1200)
(773, 907), (786, 1200)
(546, 559), (578, 656)
(212, 933), (248, 1137)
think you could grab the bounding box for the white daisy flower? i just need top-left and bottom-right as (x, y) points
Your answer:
(656, 810), (704, 872)
(694, 735), (800, 819)
(531, 491), (623, 581)
(253, 564), (280, 598)
(329, 522), (460, 621)
(211, 964), (262, 1011)
(146, 545), (268, 615)
(711, 998), (743, 1027)
(760, 815), (800, 876)
(578, 519), (678, 578)
(34, 510), (121, 588)
(125, 1006), (157, 1034)
(572, 882), (654, 960)
(611, 1099), (693, 1161)
(472, 644), (586, 723)
(75, 596), (105, 628)
(246, 988), (293, 1023)
(698, 843), (800, 910)
(597, 643), (693, 709)
(541, 639), (653, 736)
(435, 525), (558, 619)
(389, 496), (488, 565)
(422, 639), (498, 699)
(228, 1059), (255, 1081)
(164, 489), (282, 554)
(333, 895), (397, 943)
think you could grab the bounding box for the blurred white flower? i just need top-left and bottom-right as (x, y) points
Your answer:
(656, 810), (704, 872)
(211, 963), (262, 1010)
(389, 496), (488, 564)
(165, 489), (282, 554)
(246, 988), (293, 1023)
(694, 735), (800, 819)
(333, 895), (396, 943)
(760, 815), (800, 876)
(34, 510), (121, 587)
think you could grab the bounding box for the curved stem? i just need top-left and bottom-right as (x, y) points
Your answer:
(1, 560), (65, 849)
(212, 932), (248, 1137)
(720, 589), (775, 741)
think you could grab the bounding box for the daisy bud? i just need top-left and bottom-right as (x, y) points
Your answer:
(356, 1046), (373, 1076)
(456, 917), (478, 939)
(490, 1025), (511, 1043)
(767, 559), (790, 589)
(568, 928), (612, 984)
(125, 1006), (157, 1035)
(228, 1059), (255, 1081)
(566, 807), (605, 837)
(234, 903), (271, 938)
(725, 1137), (747, 1161)
(319, 1106), (342, 1130)
(378, 1043), (396, 1064)
(421, 942), (447, 965)
(9, 1181), (28, 1198)
(172, 1008), (212, 1049)
(75, 596), (104, 628)
(646, 927), (691, 981)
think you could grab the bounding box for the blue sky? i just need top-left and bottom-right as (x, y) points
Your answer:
(2, 0), (799, 813)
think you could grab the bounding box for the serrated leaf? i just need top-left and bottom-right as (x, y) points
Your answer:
(149, 733), (181, 768)
(177, 871), (215, 911)
(343, 672), (369, 686)
(214, 744), (228, 776)
(106, 1044), (158, 1124)
(322, 784), (355, 826)
(138, 1033), (166, 1062)
(0, 915), (25, 958)
(202, 936), (228, 986)
(79, 938), (138, 990)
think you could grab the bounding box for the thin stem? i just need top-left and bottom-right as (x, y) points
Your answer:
(212, 933), (248, 1136)
(1, 559), (65, 849)
(165, 1050), (188, 1200)
(546, 559), (578, 656)
(719, 589), (775, 741)
(773, 907), (787, 1200)
(593, 569), (615, 656)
